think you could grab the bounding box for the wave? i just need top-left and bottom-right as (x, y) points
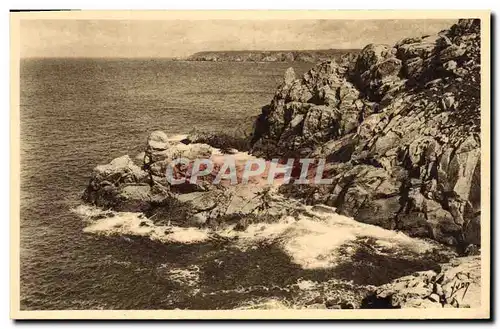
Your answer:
(235, 298), (292, 310)
(232, 277), (367, 310)
(73, 204), (440, 270)
(72, 205), (211, 244)
(221, 212), (438, 269)
(163, 265), (201, 289)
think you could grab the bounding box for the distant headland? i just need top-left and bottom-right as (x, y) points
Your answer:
(185, 49), (360, 62)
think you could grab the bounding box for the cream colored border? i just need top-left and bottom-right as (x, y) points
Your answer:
(10, 10), (491, 320)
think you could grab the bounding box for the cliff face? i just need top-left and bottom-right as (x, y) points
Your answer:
(187, 49), (358, 63)
(250, 19), (481, 248)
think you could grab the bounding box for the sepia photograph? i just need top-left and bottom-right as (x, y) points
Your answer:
(10, 10), (491, 320)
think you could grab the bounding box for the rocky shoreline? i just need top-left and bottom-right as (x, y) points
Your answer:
(364, 255), (481, 309)
(250, 18), (481, 250)
(82, 19), (481, 309)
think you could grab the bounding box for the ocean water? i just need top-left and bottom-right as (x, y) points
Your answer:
(19, 59), (313, 310)
(19, 59), (443, 310)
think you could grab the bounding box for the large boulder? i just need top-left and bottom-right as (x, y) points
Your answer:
(83, 155), (150, 210)
(145, 130), (171, 162)
(355, 44), (394, 75)
(82, 153), (173, 212)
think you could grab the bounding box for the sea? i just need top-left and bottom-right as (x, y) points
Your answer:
(19, 59), (443, 310)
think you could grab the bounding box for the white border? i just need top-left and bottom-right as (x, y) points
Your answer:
(2, 1), (498, 327)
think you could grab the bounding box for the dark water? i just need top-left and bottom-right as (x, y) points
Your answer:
(20, 59), (317, 310)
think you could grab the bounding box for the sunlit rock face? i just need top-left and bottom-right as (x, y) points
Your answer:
(251, 19), (481, 247)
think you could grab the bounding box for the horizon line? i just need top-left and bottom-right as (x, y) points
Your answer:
(19, 48), (363, 61)
(20, 48), (363, 60)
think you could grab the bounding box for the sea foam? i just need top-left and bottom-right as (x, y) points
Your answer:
(72, 205), (211, 244)
(73, 204), (438, 270)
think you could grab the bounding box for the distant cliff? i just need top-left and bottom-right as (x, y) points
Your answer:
(187, 49), (359, 63)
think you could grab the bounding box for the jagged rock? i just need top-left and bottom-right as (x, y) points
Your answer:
(396, 36), (423, 48)
(82, 153), (174, 212)
(148, 143), (214, 178)
(113, 185), (156, 212)
(404, 57), (425, 80)
(249, 19), (481, 246)
(83, 155), (150, 209)
(317, 85), (339, 106)
(284, 67), (296, 85)
(439, 44), (466, 62)
(302, 105), (340, 141)
(334, 165), (400, 229)
(367, 256), (480, 308)
(373, 57), (402, 79)
(441, 93), (456, 110)
(398, 42), (436, 60)
(464, 244), (480, 256)
(448, 135), (481, 200)
(287, 81), (313, 102)
(355, 44), (393, 74)
(146, 130), (171, 162)
(464, 213), (481, 246)
(176, 190), (224, 213)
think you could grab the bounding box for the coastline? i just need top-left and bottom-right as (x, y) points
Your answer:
(78, 18), (482, 310)
(12, 11), (490, 317)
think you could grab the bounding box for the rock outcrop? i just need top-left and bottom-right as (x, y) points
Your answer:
(250, 19), (481, 248)
(83, 132), (226, 225)
(83, 132), (301, 228)
(82, 155), (152, 212)
(363, 256), (481, 308)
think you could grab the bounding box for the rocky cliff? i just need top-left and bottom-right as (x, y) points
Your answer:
(188, 49), (358, 63)
(249, 19), (481, 249)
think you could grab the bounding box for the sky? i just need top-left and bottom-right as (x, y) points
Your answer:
(19, 19), (456, 58)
